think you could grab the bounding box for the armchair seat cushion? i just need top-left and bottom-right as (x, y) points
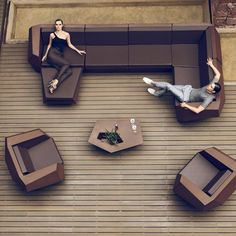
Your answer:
(13, 137), (62, 174)
(27, 138), (62, 171)
(180, 153), (219, 189)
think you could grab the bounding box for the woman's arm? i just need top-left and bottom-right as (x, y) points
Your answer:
(207, 58), (221, 83)
(42, 33), (53, 62)
(66, 33), (86, 55)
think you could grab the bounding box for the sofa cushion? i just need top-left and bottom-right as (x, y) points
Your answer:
(173, 66), (200, 88)
(129, 44), (172, 71)
(85, 45), (128, 72)
(41, 67), (83, 105)
(172, 44), (199, 67)
(129, 24), (172, 45)
(85, 25), (128, 71)
(85, 24), (128, 45)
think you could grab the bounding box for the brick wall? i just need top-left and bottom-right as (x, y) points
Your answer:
(211, 0), (236, 27)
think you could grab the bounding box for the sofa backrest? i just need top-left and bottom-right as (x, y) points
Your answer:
(20, 134), (50, 149)
(172, 24), (210, 44)
(129, 24), (172, 45)
(203, 169), (232, 196)
(41, 24), (85, 46)
(13, 145), (35, 174)
(198, 26), (222, 87)
(85, 24), (128, 45)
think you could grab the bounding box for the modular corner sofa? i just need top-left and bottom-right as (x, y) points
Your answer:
(174, 147), (236, 210)
(5, 129), (64, 192)
(28, 23), (224, 122)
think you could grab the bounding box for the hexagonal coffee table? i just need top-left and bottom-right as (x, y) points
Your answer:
(88, 119), (143, 153)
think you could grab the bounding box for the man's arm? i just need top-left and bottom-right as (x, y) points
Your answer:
(180, 102), (205, 114)
(207, 58), (221, 83)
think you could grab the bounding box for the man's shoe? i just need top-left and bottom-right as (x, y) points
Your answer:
(147, 88), (166, 97)
(143, 77), (154, 86)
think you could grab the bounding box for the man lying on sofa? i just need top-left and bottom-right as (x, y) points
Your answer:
(143, 58), (221, 114)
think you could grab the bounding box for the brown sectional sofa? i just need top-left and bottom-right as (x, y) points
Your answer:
(28, 23), (224, 122)
(5, 129), (64, 192)
(174, 147), (236, 210)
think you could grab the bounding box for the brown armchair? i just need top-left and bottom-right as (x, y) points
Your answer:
(174, 147), (236, 210)
(5, 129), (64, 192)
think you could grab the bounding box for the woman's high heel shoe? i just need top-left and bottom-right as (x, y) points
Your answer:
(48, 80), (55, 87)
(48, 85), (54, 94)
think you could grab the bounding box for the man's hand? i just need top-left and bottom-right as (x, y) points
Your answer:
(42, 55), (47, 62)
(206, 57), (213, 66)
(207, 57), (221, 82)
(180, 102), (187, 108)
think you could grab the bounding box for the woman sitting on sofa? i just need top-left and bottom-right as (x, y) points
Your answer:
(42, 19), (86, 94)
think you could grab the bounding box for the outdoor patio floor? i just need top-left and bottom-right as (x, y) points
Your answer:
(0, 43), (236, 235)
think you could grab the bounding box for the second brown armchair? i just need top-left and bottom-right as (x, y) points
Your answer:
(174, 147), (236, 210)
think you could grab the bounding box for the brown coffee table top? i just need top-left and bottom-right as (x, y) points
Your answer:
(88, 119), (143, 153)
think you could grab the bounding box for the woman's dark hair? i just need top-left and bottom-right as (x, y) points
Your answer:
(55, 19), (64, 25)
(213, 82), (221, 93)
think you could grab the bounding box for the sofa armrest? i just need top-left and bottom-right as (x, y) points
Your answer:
(175, 97), (219, 110)
(203, 147), (236, 171)
(203, 169), (232, 196)
(28, 25), (44, 73)
(6, 129), (45, 147)
(179, 175), (211, 206)
(23, 163), (64, 192)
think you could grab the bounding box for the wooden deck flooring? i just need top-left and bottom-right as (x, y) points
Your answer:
(0, 43), (236, 235)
